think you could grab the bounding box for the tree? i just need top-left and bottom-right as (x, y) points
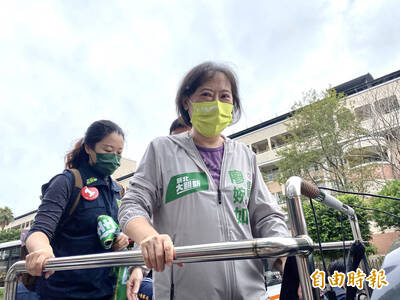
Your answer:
(0, 228), (21, 243)
(370, 180), (400, 231)
(276, 89), (375, 192)
(354, 80), (400, 180)
(303, 194), (373, 259)
(0, 206), (14, 230)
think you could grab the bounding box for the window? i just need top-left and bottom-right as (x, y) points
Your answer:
(347, 147), (386, 168)
(363, 155), (381, 163)
(355, 104), (372, 120)
(251, 139), (269, 154)
(307, 165), (320, 173)
(271, 133), (292, 149)
(374, 95), (399, 114)
(261, 167), (279, 182)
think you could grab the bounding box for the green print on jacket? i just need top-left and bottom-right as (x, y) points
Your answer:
(229, 170), (250, 225)
(86, 177), (98, 184)
(166, 172), (209, 203)
(228, 170), (244, 184)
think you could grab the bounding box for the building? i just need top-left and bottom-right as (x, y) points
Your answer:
(230, 69), (400, 198)
(3, 157), (137, 232)
(2, 210), (37, 232)
(229, 69), (400, 254)
(229, 112), (292, 206)
(112, 157), (137, 189)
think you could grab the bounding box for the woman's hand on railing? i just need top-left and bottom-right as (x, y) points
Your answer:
(140, 234), (183, 272)
(140, 234), (173, 272)
(112, 232), (130, 251)
(25, 248), (55, 279)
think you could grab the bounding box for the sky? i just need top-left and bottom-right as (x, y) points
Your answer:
(1, 0), (400, 217)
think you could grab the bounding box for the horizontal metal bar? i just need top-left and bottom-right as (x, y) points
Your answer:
(5, 236), (313, 299)
(8, 236), (313, 275)
(314, 240), (353, 251)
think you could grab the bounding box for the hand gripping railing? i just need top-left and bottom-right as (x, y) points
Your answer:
(4, 176), (366, 300)
(5, 236), (313, 300)
(286, 176), (371, 300)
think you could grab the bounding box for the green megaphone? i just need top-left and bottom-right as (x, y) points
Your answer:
(97, 215), (121, 249)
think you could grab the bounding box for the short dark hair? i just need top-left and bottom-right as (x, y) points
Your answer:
(175, 61), (242, 126)
(169, 118), (190, 135)
(65, 120), (124, 169)
(328, 259), (346, 275)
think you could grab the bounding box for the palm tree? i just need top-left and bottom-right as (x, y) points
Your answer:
(0, 206), (14, 230)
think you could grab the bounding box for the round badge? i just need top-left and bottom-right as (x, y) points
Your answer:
(81, 186), (99, 201)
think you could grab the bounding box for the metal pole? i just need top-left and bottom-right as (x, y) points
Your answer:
(286, 176), (371, 300)
(5, 236), (313, 300)
(314, 240), (353, 251)
(285, 176), (320, 300)
(349, 213), (372, 298)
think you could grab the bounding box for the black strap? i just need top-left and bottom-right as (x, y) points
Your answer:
(170, 265), (174, 300)
(280, 256), (300, 300)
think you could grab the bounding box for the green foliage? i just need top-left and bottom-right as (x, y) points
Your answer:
(0, 207), (14, 230)
(365, 243), (378, 256)
(371, 180), (400, 231)
(303, 194), (372, 259)
(0, 229), (21, 243)
(276, 89), (373, 192)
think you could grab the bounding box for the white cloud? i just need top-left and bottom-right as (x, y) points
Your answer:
(1, 0), (400, 216)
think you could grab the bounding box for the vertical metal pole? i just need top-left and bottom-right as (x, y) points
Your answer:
(349, 214), (372, 299)
(286, 177), (319, 300)
(349, 214), (362, 242)
(4, 275), (17, 300)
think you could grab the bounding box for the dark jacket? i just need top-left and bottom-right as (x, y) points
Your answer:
(29, 163), (121, 299)
(332, 287), (346, 300)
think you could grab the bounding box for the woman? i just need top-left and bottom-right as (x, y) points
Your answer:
(26, 120), (129, 300)
(119, 62), (289, 299)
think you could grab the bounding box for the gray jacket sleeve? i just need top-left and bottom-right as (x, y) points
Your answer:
(248, 153), (290, 239)
(247, 153), (290, 270)
(118, 141), (162, 232)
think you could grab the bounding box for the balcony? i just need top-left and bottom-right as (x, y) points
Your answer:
(256, 149), (280, 165)
(270, 133), (292, 150)
(251, 139), (270, 154)
(342, 137), (387, 154)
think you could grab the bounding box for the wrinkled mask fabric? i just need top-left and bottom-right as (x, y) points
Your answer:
(190, 100), (233, 137)
(92, 153), (121, 176)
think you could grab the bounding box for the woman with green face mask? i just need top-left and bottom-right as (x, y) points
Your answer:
(25, 120), (130, 300)
(119, 62), (289, 300)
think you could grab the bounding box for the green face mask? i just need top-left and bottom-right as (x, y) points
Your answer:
(190, 100), (233, 138)
(92, 153), (121, 176)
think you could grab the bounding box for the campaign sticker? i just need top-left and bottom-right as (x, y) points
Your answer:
(81, 186), (99, 201)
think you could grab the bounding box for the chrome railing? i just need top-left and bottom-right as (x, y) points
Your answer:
(286, 176), (371, 300)
(5, 176), (366, 300)
(5, 236), (313, 299)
